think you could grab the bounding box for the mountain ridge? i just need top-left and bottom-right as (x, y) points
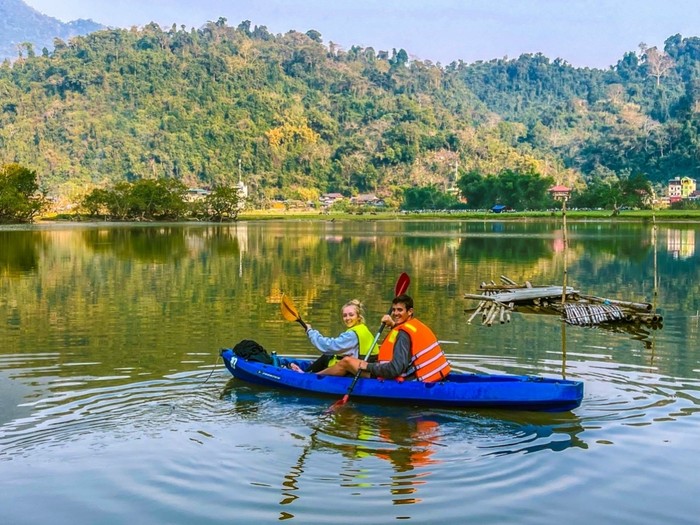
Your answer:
(0, 0), (105, 60)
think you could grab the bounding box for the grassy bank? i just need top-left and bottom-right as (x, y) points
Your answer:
(35, 208), (700, 224)
(239, 208), (700, 222)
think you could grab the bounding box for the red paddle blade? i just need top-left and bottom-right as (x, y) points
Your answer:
(325, 395), (349, 413)
(395, 272), (410, 297)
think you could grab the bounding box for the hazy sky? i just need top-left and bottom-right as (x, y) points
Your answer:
(22, 0), (700, 69)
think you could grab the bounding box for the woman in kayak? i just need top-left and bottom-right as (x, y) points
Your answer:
(294, 299), (376, 373)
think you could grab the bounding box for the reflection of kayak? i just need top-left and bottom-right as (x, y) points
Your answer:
(220, 349), (584, 412)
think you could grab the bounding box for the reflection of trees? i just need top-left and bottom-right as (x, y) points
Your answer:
(81, 227), (189, 263)
(457, 236), (552, 263)
(0, 231), (46, 275)
(570, 233), (653, 263)
(2, 221), (699, 384)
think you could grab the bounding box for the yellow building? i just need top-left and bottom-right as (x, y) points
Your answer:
(668, 177), (697, 198)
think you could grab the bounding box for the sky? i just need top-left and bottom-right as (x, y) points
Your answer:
(22, 0), (700, 69)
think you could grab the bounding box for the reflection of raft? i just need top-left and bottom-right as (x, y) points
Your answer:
(464, 276), (663, 328)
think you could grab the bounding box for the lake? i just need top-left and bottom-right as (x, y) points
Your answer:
(1, 219), (699, 524)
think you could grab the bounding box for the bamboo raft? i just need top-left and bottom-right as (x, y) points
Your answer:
(464, 276), (663, 328)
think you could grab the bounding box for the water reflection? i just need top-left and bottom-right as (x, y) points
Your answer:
(0, 230), (46, 274)
(667, 228), (696, 259)
(81, 226), (190, 263)
(274, 403), (589, 514)
(218, 376), (591, 517)
(277, 407), (442, 511)
(2, 221), (700, 524)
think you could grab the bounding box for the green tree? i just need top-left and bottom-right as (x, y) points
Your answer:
(80, 188), (111, 217)
(0, 164), (46, 223)
(80, 179), (187, 220)
(570, 179), (622, 210)
(202, 186), (241, 221)
(128, 179), (188, 220)
(457, 170), (488, 208)
(456, 169), (553, 210)
(401, 185), (460, 210)
(570, 172), (652, 211)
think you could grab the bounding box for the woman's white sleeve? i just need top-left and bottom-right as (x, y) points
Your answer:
(307, 329), (359, 357)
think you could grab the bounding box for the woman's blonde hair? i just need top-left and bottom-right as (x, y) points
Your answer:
(342, 299), (366, 324)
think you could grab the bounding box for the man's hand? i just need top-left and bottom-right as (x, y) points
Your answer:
(341, 356), (367, 372)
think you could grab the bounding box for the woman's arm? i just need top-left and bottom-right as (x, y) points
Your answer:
(307, 329), (359, 356)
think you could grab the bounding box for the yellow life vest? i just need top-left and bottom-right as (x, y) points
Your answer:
(328, 323), (376, 366)
(350, 323), (377, 358)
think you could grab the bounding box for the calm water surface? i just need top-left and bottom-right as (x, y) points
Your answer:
(1, 219), (699, 524)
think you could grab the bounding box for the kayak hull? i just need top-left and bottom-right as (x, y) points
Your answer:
(220, 349), (583, 412)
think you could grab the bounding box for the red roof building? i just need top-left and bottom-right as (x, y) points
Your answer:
(548, 185), (572, 201)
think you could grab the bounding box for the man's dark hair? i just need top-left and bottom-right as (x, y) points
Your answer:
(393, 294), (414, 310)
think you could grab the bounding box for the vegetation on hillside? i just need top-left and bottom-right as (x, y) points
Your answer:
(1, 18), (699, 214)
(459, 38), (700, 185)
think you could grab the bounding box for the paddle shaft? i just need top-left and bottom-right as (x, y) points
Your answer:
(338, 319), (389, 404)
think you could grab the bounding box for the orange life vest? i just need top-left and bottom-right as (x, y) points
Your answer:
(378, 318), (451, 382)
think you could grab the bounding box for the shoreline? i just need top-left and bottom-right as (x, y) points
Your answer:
(20, 208), (700, 226)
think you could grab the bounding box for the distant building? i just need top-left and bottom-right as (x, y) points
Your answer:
(235, 180), (248, 209)
(320, 193), (344, 207)
(186, 188), (211, 201)
(548, 185), (572, 201)
(351, 193), (385, 206)
(656, 196), (671, 208)
(187, 179), (247, 210)
(668, 177), (697, 199)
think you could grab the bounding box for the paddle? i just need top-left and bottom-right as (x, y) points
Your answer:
(328, 272), (410, 411)
(280, 293), (308, 331)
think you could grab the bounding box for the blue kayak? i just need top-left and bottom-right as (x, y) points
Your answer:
(220, 349), (583, 412)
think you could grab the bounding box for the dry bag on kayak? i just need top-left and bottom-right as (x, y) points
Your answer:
(231, 339), (273, 364)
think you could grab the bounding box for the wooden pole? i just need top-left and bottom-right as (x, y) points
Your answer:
(467, 301), (486, 324)
(561, 197), (568, 306)
(561, 315), (568, 379)
(578, 294), (652, 312)
(652, 213), (658, 315)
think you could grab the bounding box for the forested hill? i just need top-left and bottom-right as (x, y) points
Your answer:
(1, 18), (699, 202)
(0, 0), (104, 60)
(458, 39), (700, 184)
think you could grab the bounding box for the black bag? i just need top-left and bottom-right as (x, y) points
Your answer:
(232, 339), (273, 364)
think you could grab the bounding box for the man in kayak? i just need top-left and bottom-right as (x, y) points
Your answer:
(318, 294), (451, 382)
